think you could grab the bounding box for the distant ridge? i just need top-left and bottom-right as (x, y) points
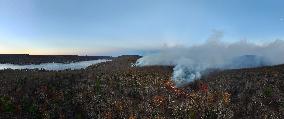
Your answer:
(0, 54), (112, 65)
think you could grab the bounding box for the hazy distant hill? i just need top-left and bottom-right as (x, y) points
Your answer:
(226, 55), (272, 69)
(0, 54), (112, 65)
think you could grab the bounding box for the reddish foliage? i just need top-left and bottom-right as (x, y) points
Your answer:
(198, 83), (209, 93)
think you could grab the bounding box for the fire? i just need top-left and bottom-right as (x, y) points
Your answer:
(223, 92), (231, 104)
(153, 95), (165, 106)
(164, 80), (189, 97)
(128, 114), (136, 119)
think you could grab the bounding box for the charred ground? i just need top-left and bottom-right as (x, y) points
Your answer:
(0, 55), (283, 118)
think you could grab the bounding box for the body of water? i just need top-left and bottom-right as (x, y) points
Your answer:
(0, 59), (110, 71)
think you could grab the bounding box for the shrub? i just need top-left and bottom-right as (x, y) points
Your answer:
(280, 101), (284, 108)
(263, 86), (273, 97)
(0, 96), (15, 113)
(95, 79), (101, 95)
(204, 110), (218, 119)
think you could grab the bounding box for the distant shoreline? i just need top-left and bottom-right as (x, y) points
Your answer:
(0, 54), (113, 65)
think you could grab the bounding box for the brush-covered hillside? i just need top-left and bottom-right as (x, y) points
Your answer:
(0, 55), (283, 118)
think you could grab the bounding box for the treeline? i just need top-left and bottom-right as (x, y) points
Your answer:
(0, 54), (112, 65)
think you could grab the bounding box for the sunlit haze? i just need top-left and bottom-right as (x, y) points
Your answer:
(1, 0), (284, 55)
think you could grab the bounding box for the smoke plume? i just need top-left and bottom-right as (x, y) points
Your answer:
(136, 32), (284, 87)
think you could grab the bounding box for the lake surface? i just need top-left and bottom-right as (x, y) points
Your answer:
(0, 59), (110, 71)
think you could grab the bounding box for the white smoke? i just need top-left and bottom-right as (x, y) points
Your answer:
(136, 32), (284, 87)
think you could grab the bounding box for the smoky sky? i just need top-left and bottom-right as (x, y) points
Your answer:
(136, 32), (284, 87)
(1, 0), (284, 55)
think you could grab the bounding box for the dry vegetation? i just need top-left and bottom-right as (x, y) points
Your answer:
(0, 55), (283, 118)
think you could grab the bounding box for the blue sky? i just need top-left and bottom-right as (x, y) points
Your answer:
(0, 0), (283, 55)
